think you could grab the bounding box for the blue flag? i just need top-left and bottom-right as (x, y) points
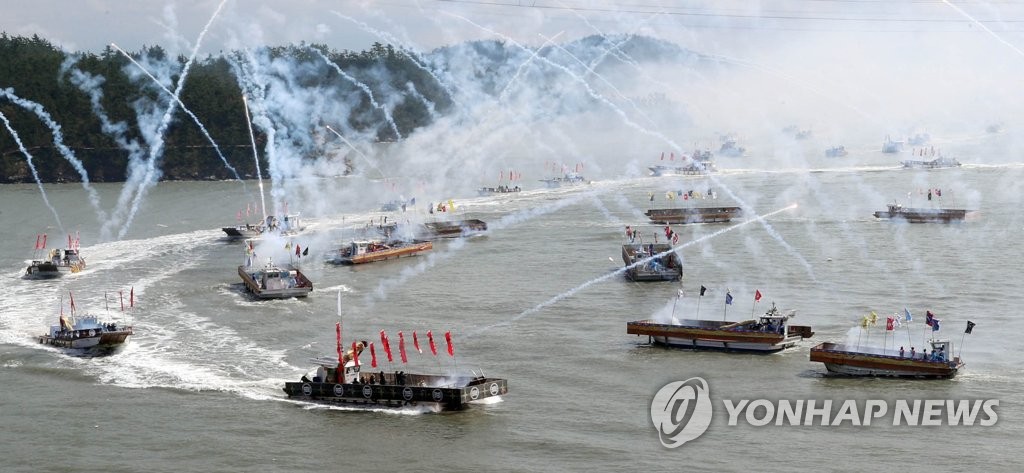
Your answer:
(932, 319), (941, 331)
(725, 292), (733, 305)
(904, 308), (912, 322)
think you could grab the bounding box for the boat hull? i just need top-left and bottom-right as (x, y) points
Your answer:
(331, 241), (433, 265)
(809, 342), (962, 378)
(627, 320), (813, 353)
(39, 330), (132, 354)
(873, 208), (975, 223)
(222, 226), (262, 239)
(283, 376), (508, 411)
(423, 219), (488, 239)
(645, 207), (742, 224)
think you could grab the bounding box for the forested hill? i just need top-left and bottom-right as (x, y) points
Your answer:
(0, 34), (453, 183)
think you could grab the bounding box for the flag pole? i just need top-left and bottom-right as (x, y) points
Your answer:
(696, 293), (703, 321)
(670, 287), (681, 323)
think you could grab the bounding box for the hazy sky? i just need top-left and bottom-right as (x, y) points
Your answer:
(5, 1), (1024, 56)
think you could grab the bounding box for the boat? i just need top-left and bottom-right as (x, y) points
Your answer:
(873, 203), (976, 223)
(283, 340), (508, 411)
(25, 234), (86, 279)
(900, 157), (961, 169)
(222, 214), (305, 240)
(794, 129), (812, 140)
(907, 133), (931, 146)
(380, 219), (489, 240)
(380, 198), (416, 212)
(238, 259), (313, 299)
(621, 243), (682, 281)
(627, 303), (814, 353)
(809, 339), (963, 378)
(539, 172), (589, 187)
(649, 150), (717, 176)
(38, 293), (133, 355)
(882, 136), (904, 153)
(423, 219), (488, 238)
(326, 239), (433, 265)
(644, 206), (742, 224)
(718, 138), (746, 157)
(477, 185), (521, 196)
(825, 146), (848, 158)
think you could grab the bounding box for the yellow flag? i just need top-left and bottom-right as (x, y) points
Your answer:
(666, 191), (675, 200)
(448, 199), (455, 211)
(860, 315), (870, 329)
(869, 311), (878, 326)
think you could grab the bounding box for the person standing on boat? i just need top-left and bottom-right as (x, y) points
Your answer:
(899, 346), (905, 357)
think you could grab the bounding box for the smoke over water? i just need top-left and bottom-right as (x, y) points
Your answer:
(3, 2), (1022, 410)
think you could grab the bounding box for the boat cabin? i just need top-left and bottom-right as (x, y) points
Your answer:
(259, 268), (301, 291)
(927, 339), (953, 362)
(309, 357), (360, 384)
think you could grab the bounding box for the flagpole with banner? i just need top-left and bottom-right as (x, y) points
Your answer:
(903, 308), (913, 352)
(723, 290), (733, 321)
(959, 321), (975, 359)
(696, 285), (706, 321)
(924, 310), (934, 348)
(670, 281), (683, 323)
(751, 289), (762, 319)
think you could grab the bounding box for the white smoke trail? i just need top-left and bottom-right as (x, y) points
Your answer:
(311, 48), (402, 140)
(0, 110), (65, 232)
(467, 204), (799, 336)
(107, 43), (244, 183)
(117, 0), (228, 239)
(330, 11), (460, 108)
(0, 88), (106, 224)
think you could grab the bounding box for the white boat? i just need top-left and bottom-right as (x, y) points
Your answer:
(38, 292), (133, 355)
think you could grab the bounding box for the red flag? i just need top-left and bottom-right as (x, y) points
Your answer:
(339, 323), (348, 364)
(42, 234), (47, 249)
(755, 290), (762, 302)
(34, 234), (41, 250)
(428, 330), (437, 356)
(660, 152), (665, 161)
(352, 341), (360, 367)
(130, 287), (134, 308)
(413, 331), (422, 353)
(68, 234), (72, 249)
(236, 210), (242, 222)
(295, 244), (301, 257)
(119, 291), (124, 311)
(370, 342), (378, 368)
(445, 331), (454, 357)
(398, 331), (408, 364)
(380, 330), (393, 363)
(670, 152), (675, 161)
(886, 317), (894, 331)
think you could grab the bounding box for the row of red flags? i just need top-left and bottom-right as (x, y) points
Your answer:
(61, 287), (133, 316)
(336, 327), (454, 368)
(33, 233), (81, 250)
